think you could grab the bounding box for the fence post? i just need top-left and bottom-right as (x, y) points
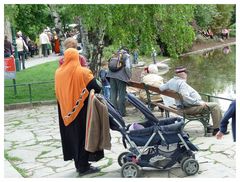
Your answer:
(207, 95), (211, 102)
(28, 83), (32, 103)
(11, 26), (21, 71)
(13, 79), (17, 95)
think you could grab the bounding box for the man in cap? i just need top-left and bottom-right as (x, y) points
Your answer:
(159, 66), (225, 136)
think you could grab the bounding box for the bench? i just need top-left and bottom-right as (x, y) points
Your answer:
(128, 81), (210, 136)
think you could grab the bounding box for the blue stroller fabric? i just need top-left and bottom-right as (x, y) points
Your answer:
(127, 93), (159, 124)
(104, 92), (199, 174)
(105, 93), (198, 150)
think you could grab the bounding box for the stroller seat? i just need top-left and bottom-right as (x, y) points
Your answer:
(159, 120), (184, 134)
(127, 120), (185, 146)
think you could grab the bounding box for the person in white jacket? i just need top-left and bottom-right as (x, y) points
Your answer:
(16, 32), (28, 69)
(39, 29), (50, 57)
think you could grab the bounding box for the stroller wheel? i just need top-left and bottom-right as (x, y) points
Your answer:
(180, 157), (189, 169)
(118, 152), (130, 167)
(121, 162), (140, 178)
(182, 158), (199, 176)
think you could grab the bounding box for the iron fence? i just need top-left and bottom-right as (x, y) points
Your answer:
(4, 81), (234, 105)
(4, 81), (55, 104)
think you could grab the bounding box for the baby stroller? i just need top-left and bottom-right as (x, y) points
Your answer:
(107, 93), (199, 177)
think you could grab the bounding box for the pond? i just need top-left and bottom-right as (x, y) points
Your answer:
(162, 45), (236, 111)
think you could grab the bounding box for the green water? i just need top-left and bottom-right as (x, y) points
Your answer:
(162, 45), (236, 110)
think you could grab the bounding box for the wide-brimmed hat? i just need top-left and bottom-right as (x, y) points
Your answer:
(175, 66), (188, 74)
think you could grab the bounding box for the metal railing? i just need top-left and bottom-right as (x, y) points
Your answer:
(4, 81), (55, 104)
(200, 92), (234, 102)
(4, 81), (234, 105)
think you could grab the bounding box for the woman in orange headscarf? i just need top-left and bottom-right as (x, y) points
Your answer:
(55, 48), (101, 175)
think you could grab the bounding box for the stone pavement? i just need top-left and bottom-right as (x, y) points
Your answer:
(4, 104), (236, 178)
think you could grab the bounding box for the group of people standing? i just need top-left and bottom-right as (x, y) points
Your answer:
(4, 28), (62, 70)
(39, 29), (61, 57)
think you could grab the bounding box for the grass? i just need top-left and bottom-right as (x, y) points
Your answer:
(4, 150), (28, 177)
(4, 55), (166, 105)
(4, 60), (59, 105)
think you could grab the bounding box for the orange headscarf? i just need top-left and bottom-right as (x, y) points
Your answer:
(55, 48), (94, 126)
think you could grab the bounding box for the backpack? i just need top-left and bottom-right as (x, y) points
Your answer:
(108, 53), (125, 72)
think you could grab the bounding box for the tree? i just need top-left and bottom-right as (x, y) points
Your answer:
(4, 4), (54, 41)
(61, 4), (195, 71)
(194, 5), (217, 29)
(5, 4), (234, 73)
(158, 5), (195, 57)
(211, 4), (235, 31)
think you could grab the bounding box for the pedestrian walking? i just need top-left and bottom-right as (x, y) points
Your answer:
(216, 100), (236, 142)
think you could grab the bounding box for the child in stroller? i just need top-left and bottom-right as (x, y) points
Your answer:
(106, 93), (199, 177)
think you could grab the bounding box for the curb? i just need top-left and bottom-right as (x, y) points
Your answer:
(4, 100), (57, 111)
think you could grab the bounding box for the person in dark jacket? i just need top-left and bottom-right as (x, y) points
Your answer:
(107, 49), (132, 116)
(99, 62), (110, 99)
(55, 48), (102, 176)
(216, 100), (236, 142)
(4, 35), (13, 57)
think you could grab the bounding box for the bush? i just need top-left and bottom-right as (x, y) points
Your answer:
(102, 45), (119, 62)
(229, 23), (236, 37)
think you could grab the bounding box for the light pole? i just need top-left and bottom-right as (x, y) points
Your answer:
(11, 26), (20, 71)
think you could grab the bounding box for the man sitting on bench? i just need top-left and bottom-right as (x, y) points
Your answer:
(159, 66), (226, 136)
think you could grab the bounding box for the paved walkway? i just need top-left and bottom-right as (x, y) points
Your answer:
(25, 54), (60, 69)
(4, 104), (236, 178)
(4, 51), (237, 178)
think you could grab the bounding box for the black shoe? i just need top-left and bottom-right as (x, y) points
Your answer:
(212, 128), (230, 136)
(207, 125), (214, 133)
(78, 166), (100, 176)
(212, 128), (219, 136)
(223, 131), (230, 135)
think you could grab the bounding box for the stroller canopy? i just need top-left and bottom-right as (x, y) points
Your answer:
(127, 93), (159, 124)
(105, 98), (126, 131)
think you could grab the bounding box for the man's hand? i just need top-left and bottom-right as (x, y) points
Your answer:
(200, 101), (208, 107)
(216, 131), (224, 140)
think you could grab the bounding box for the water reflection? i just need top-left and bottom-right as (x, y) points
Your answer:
(162, 45), (236, 111)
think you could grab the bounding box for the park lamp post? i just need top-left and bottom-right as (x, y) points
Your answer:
(11, 26), (20, 71)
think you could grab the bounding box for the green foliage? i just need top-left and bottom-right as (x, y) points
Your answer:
(159, 5), (195, 57)
(4, 4), (235, 59)
(4, 4), (54, 40)
(102, 45), (119, 62)
(229, 23), (236, 37)
(194, 5), (218, 29)
(4, 5), (19, 26)
(61, 4), (195, 58)
(211, 4), (235, 32)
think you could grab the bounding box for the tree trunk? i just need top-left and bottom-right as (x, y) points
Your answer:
(76, 16), (105, 75)
(89, 28), (105, 75)
(77, 16), (90, 58)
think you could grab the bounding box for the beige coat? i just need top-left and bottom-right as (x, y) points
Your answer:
(85, 89), (111, 152)
(139, 73), (163, 102)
